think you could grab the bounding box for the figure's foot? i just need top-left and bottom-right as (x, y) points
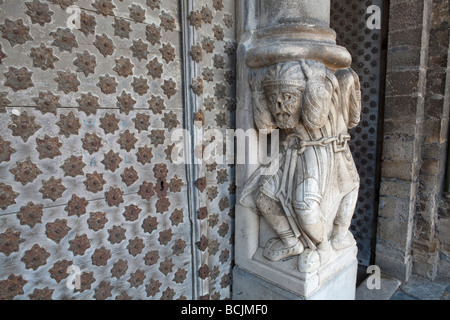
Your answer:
(331, 230), (356, 251)
(298, 249), (320, 273)
(317, 240), (332, 265)
(263, 238), (304, 262)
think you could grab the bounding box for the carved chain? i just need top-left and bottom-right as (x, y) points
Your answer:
(283, 133), (351, 155)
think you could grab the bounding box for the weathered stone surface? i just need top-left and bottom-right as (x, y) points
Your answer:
(240, 60), (360, 273)
(356, 274), (401, 300)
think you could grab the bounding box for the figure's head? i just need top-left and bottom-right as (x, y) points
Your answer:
(251, 60), (337, 132)
(263, 62), (306, 129)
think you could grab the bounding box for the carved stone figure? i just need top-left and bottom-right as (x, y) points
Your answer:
(240, 59), (361, 273)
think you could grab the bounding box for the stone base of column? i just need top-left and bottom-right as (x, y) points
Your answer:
(232, 245), (358, 300)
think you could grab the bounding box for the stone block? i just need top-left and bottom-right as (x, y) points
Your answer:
(390, 291), (419, 300)
(437, 253), (450, 278)
(414, 213), (437, 241)
(426, 66), (449, 95)
(376, 240), (410, 261)
(386, 70), (421, 97)
(233, 259), (358, 300)
(389, 0), (427, 32)
(382, 134), (417, 162)
(388, 28), (424, 48)
(398, 275), (449, 300)
(424, 118), (448, 144)
(416, 198), (438, 219)
(383, 119), (423, 136)
(381, 160), (419, 181)
(387, 46), (422, 70)
(379, 179), (416, 199)
(375, 244), (413, 282)
(436, 217), (450, 245)
(424, 96), (447, 121)
(378, 196), (411, 220)
(251, 245), (357, 297)
(355, 273), (401, 300)
(377, 217), (413, 246)
(422, 141), (444, 160)
(438, 202), (450, 220)
(431, 0), (450, 27)
(384, 96), (420, 121)
(413, 259), (438, 280)
(420, 158), (442, 176)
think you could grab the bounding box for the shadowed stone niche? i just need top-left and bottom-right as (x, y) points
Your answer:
(234, 0), (361, 300)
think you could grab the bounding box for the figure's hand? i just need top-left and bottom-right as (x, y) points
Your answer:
(300, 60), (327, 82)
(249, 69), (266, 92)
(349, 68), (361, 92)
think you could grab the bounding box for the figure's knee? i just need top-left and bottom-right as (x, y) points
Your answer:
(255, 190), (268, 212)
(293, 178), (324, 243)
(294, 198), (321, 224)
(256, 190), (282, 216)
(294, 199), (324, 243)
(334, 188), (359, 227)
(256, 172), (282, 214)
(293, 178), (322, 225)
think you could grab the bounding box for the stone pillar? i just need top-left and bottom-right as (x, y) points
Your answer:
(414, 0), (450, 280)
(376, 0), (433, 282)
(246, 0), (351, 70)
(259, 0), (330, 27)
(233, 0), (359, 300)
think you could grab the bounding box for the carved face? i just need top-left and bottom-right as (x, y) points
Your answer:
(267, 89), (302, 129)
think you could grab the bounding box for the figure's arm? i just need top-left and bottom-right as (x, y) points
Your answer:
(347, 68), (362, 129)
(335, 68), (362, 129)
(300, 60), (332, 130)
(249, 70), (277, 133)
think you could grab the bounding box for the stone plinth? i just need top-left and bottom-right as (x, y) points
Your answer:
(233, 258), (358, 300)
(234, 204), (358, 299)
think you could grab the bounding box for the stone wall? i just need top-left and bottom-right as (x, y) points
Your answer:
(376, 0), (450, 281)
(376, 0), (432, 282)
(429, 0), (450, 279)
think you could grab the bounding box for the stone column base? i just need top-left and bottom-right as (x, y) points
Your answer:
(232, 246), (358, 300)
